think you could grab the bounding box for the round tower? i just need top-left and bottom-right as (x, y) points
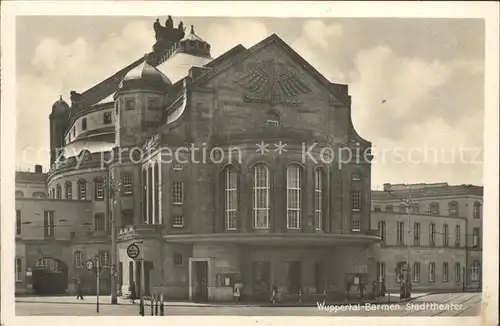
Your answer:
(114, 56), (172, 148)
(49, 96), (70, 165)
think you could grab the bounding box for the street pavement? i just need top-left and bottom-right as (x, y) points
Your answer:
(15, 292), (481, 316)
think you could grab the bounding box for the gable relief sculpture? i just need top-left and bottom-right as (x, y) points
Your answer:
(234, 57), (312, 107)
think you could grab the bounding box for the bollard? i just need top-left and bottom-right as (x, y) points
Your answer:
(139, 300), (144, 316)
(160, 300), (164, 316)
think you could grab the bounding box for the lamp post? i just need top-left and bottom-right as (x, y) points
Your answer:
(106, 175), (121, 305)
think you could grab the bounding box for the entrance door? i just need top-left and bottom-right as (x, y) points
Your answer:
(287, 261), (302, 294)
(194, 261), (208, 301)
(252, 261), (271, 300)
(315, 262), (325, 294)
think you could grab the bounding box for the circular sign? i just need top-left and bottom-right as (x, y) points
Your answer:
(86, 260), (94, 270)
(127, 243), (140, 259)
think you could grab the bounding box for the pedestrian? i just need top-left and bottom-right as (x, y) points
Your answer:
(130, 281), (137, 304)
(372, 281), (378, 300)
(270, 285), (278, 304)
(358, 279), (365, 302)
(76, 277), (84, 300)
(233, 282), (241, 302)
(345, 279), (351, 301)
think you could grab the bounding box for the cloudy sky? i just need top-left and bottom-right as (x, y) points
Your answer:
(15, 16), (485, 189)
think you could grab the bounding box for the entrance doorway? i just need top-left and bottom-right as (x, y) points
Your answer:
(252, 261), (271, 300)
(194, 261), (208, 302)
(287, 261), (302, 294)
(32, 257), (69, 295)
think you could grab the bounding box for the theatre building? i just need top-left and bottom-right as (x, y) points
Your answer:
(16, 18), (381, 301)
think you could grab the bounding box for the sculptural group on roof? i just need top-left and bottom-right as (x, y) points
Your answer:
(153, 16), (186, 46)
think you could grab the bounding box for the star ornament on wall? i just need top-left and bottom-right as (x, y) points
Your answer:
(235, 57), (311, 106)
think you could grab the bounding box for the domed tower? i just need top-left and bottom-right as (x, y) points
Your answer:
(156, 25), (213, 83)
(49, 96), (70, 165)
(114, 56), (172, 148)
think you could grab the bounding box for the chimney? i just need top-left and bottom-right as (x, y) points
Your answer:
(383, 183), (391, 192)
(34, 165), (43, 173)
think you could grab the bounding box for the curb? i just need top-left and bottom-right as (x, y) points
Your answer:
(16, 296), (422, 308)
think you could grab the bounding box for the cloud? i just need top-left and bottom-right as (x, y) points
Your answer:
(205, 19), (270, 58)
(16, 20), (155, 171)
(290, 20), (484, 187)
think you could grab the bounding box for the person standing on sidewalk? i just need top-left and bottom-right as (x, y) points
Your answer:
(233, 282), (242, 302)
(130, 281), (137, 304)
(76, 277), (84, 300)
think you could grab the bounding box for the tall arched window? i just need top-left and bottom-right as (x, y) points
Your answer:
(56, 184), (62, 199)
(430, 202), (440, 216)
(224, 166), (238, 230)
(147, 165), (153, 224)
(142, 169), (147, 224)
(473, 201), (481, 219)
(448, 201), (459, 217)
(350, 173), (362, 232)
(77, 179), (87, 200)
(471, 260), (480, 281)
(65, 182), (72, 200)
(286, 164), (301, 229)
(154, 163), (159, 224)
(252, 164), (270, 229)
(74, 250), (84, 268)
(314, 168), (325, 231)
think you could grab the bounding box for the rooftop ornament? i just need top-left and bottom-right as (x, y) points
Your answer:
(153, 16), (186, 52)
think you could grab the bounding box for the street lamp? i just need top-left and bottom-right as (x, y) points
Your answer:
(105, 175), (121, 305)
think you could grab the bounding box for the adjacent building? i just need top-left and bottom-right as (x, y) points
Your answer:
(371, 183), (483, 292)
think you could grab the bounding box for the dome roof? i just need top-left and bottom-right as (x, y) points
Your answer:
(52, 95), (70, 114)
(156, 52), (212, 84)
(119, 57), (172, 89)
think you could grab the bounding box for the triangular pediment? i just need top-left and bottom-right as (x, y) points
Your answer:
(196, 34), (348, 106)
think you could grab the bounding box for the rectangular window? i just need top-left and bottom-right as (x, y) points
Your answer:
(430, 223), (436, 246)
(351, 190), (361, 211)
(455, 225), (461, 247)
(125, 98), (135, 111)
(173, 252), (183, 266)
(378, 221), (386, 244)
(413, 222), (420, 245)
(455, 263), (461, 282)
(15, 258), (22, 282)
(81, 118), (87, 131)
(472, 228), (480, 248)
(16, 210), (22, 236)
(172, 216), (184, 228)
(95, 181), (104, 200)
(94, 213), (105, 232)
(103, 112), (112, 124)
(99, 251), (109, 267)
(172, 182), (183, 204)
(78, 181), (86, 200)
(429, 262), (435, 283)
(443, 262), (449, 282)
(413, 262), (420, 283)
(72, 127), (75, 137)
(397, 222), (404, 244)
(44, 211), (55, 238)
(148, 97), (161, 110)
(351, 220), (361, 231)
(443, 224), (449, 247)
(121, 173), (133, 196)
